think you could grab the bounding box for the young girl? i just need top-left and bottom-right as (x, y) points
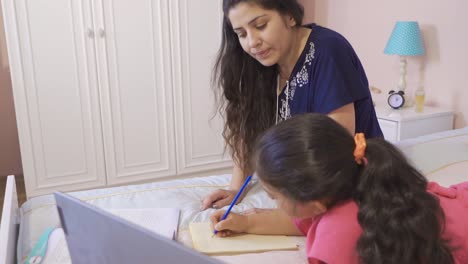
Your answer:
(202, 0), (382, 210)
(210, 113), (468, 264)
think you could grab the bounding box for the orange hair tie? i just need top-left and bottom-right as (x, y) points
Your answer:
(353, 133), (367, 165)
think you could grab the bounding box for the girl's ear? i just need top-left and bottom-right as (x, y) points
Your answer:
(312, 201), (327, 215)
(303, 200), (327, 215)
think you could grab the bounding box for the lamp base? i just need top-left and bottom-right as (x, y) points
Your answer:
(402, 95), (414, 108)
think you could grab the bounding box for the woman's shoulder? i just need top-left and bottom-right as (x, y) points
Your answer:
(304, 23), (353, 54)
(305, 24), (348, 43)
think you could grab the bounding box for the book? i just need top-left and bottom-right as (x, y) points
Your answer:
(108, 208), (180, 240)
(189, 222), (298, 255)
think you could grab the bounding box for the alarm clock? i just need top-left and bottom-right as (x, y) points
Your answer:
(387, 90), (405, 109)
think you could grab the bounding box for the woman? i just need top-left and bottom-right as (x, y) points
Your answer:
(202, 0), (382, 210)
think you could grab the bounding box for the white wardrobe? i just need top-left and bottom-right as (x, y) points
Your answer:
(2, 0), (231, 197)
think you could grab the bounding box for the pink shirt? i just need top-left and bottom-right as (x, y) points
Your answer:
(294, 182), (468, 264)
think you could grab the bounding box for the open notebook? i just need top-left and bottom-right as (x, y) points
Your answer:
(25, 207), (180, 264)
(109, 208), (180, 240)
(190, 222), (298, 255)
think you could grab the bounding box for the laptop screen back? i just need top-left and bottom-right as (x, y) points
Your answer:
(54, 192), (221, 264)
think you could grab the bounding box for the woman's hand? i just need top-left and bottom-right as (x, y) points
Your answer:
(201, 189), (239, 210)
(210, 210), (249, 237)
(201, 165), (251, 210)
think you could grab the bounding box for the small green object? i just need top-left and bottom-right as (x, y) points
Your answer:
(24, 227), (55, 264)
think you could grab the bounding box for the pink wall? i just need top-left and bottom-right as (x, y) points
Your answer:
(301, 0), (468, 128)
(299, 0), (315, 24)
(0, 4), (22, 176)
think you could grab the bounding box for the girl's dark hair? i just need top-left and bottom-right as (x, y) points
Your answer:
(253, 113), (454, 264)
(213, 0), (304, 173)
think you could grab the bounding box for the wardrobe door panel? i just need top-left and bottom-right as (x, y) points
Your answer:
(170, 1), (232, 175)
(95, 0), (176, 184)
(3, 0), (105, 197)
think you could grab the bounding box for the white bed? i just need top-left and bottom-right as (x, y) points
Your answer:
(4, 174), (308, 264)
(397, 126), (468, 187)
(2, 126), (468, 264)
(0, 176), (19, 264)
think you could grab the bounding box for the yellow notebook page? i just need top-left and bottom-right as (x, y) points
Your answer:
(189, 222), (298, 255)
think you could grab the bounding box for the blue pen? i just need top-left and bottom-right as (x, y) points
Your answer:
(214, 175), (253, 235)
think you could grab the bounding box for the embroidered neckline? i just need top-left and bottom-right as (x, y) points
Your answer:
(277, 41), (316, 123)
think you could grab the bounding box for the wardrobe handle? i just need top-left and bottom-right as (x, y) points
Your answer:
(98, 28), (105, 38)
(87, 28), (95, 38)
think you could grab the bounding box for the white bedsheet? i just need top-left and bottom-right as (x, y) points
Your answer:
(17, 174), (307, 264)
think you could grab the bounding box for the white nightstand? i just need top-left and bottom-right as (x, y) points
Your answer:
(375, 106), (454, 142)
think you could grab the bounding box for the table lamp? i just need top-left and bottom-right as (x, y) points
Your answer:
(384, 21), (425, 95)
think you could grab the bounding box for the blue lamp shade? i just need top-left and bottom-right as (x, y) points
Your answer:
(384, 21), (425, 56)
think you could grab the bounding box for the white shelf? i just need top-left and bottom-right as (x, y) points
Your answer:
(375, 105), (454, 142)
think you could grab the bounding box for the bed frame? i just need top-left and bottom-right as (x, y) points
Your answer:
(0, 175), (19, 264)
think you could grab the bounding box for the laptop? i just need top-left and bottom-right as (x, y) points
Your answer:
(54, 192), (222, 264)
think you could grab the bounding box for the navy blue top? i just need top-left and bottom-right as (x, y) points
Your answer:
(277, 24), (383, 138)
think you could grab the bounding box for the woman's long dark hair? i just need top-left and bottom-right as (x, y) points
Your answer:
(253, 113), (454, 264)
(212, 0), (304, 173)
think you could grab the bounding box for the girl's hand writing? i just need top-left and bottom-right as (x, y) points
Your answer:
(210, 210), (249, 237)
